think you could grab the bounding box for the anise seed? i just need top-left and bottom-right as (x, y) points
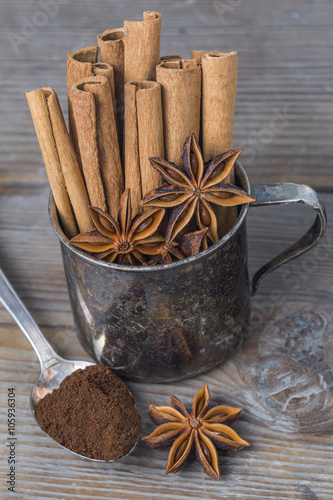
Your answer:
(166, 168), (184, 183)
(135, 216), (152, 233)
(212, 191), (233, 200)
(174, 438), (188, 462)
(190, 152), (199, 176)
(208, 162), (225, 180)
(200, 440), (212, 464)
(196, 398), (205, 416)
(160, 193), (179, 202)
(100, 217), (116, 232)
(199, 204), (211, 226)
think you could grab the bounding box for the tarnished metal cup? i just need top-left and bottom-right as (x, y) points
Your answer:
(49, 163), (326, 382)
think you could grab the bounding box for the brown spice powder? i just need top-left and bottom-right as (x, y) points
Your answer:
(34, 364), (141, 460)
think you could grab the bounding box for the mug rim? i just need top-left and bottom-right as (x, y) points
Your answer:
(48, 161), (251, 273)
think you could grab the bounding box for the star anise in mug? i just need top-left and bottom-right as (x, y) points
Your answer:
(69, 189), (165, 265)
(157, 228), (209, 264)
(142, 384), (249, 479)
(141, 132), (255, 243)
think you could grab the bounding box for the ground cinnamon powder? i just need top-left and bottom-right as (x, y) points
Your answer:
(34, 364), (141, 460)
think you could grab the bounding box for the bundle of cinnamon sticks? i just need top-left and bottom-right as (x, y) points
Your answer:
(26, 10), (244, 264)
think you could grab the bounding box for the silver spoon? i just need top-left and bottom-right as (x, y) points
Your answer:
(0, 267), (138, 462)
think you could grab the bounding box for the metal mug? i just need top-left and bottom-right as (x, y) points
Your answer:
(49, 163), (327, 382)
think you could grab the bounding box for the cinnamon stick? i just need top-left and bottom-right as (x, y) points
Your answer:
(83, 76), (123, 218)
(201, 51), (237, 160)
(156, 59), (201, 166)
(67, 46), (98, 94)
(69, 81), (105, 212)
(26, 88), (78, 238)
(44, 89), (93, 233)
(196, 50), (238, 234)
(67, 47), (98, 159)
(123, 83), (141, 217)
(124, 11), (161, 83)
(92, 62), (117, 128)
(124, 81), (164, 215)
(69, 75), (124, 219)
(137, 83), (164, 198)
(97, 28), (126, 148)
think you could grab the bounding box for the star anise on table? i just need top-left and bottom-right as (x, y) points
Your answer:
(142, 384), (249, 479)
(69, 189), (165, 265)
(141, 132), (255, 244)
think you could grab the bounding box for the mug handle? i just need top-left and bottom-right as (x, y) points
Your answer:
(249, 183), (327, 296)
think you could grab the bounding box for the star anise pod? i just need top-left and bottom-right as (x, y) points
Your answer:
(141, 132), (255, 243)
(158, 242), (184, 264)
(69, 189), (165, 265)
(142, 384), (249, 479)
(180, 228), (208, 258)
(157, 227), (209, 264)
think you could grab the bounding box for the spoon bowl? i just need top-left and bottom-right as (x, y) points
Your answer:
(0, 268), (139, 462)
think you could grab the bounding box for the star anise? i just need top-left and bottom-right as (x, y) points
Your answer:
(69, 189), (165, 265)
(180, 228), (208, 258)
(156, 227), (209, 264)
(158, 242), (184, 264)
(141, 132), (255, 243)
(142, 384), (249, 479)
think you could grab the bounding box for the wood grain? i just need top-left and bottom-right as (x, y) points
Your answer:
(1, 0), (333, 498)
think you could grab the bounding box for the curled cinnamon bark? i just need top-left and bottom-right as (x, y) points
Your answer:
(69, 75), (124, 218)
(124, 80), (164, 215)
(67, 46), (98, 159)
(193, 50), (238, 234)
(124, 11), (161, 83)
(98, 28), (126, 150)
(156, 59), (201, 166)
(26, 88), (93, 237)
(67, 46), (98, 94)
(97, 11), (161, 160)
(201, 51), (238, 160)
(92, 62), (117, 129)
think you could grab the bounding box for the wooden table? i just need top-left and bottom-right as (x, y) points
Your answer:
(1, 1), (332, 498)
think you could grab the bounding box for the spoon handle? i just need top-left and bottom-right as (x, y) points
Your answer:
(0, 268), (59, 370)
